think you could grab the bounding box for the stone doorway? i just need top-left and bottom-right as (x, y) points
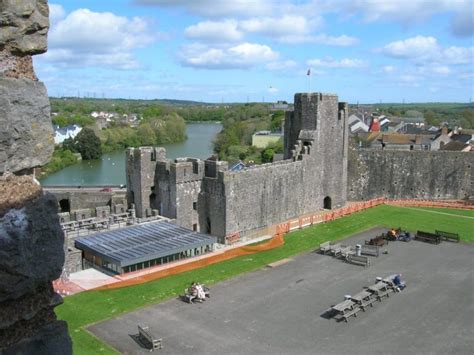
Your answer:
(323, 196), (332, 210)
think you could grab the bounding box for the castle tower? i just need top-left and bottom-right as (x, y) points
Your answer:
(284, 93), (348, 208)
(126, 147), (165, 218)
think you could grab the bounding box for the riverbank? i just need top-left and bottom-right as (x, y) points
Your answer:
(41, 123), (222, 186)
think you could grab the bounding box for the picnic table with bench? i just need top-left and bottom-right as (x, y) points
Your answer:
(345, 254), (370, 267)
(331, 299), (361, 322)
(367, 282), (391, 300)
(138, 325), (162, 351)
(415, 231), (441, 244)
(319, 241), (332, 254)
(435, 230), (460, 243)
(351, 290), (377, 311)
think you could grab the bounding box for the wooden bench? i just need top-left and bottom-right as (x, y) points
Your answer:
(365, 236), (387, 247)
(361, 244), (379, 257)
(415, 231), (441, 244)
(329, 243), (344, 257)
(184, 285), (210, 303)
(346, 254), (370, 267)
(138, 325), (162, 351)
(435, 230), (460, 243)
(319, 241), (331, 254)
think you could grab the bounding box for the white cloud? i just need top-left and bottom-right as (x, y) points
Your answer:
(49, 3), (65, 25)
(183, 15), (357, 46)
(382, 35), (438, 59)
(307, 57), (367, 68)
(347, 0), (474, 38)
(381, 35), (473, 65)
(275, 33), (358, 46)
(266, 60), (297, 71)
(240, 15), (317, 38)
(185, 20), (243, 42)
(180, 42), (278, 69)
(268, 86), (279, 93)
(430, 65), (452, 75)
(134, 0), (271, 17)
(382, 65), (396, 73)
(39, 8), (156, 70)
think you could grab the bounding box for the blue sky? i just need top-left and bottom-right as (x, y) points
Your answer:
(34, 0), (474, 103)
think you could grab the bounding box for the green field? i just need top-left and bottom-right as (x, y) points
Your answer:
(57, 205), (474, 354)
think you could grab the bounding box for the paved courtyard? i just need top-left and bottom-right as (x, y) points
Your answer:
(89, 227), (474, 354)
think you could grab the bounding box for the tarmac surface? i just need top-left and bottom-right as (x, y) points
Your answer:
(88, 227), (474, 354)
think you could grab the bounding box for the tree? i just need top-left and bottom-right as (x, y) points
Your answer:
(74, 128), (102, 160)
(261, 148), (274, 163)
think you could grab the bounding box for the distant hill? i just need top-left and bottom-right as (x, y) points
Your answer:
(50, 97), (212, 107)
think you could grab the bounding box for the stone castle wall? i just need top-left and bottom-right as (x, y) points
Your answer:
(127, 93), (349, 240)
(0, 1), (72, 352)
(348, 149), (473, 200)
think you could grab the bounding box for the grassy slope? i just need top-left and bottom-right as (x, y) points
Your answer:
(57, 205), (473, 354)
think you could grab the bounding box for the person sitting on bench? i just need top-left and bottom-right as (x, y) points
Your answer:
(392, 274), (406, 292)
(195, 283), (206, 301)
(387, 228), (397, 241)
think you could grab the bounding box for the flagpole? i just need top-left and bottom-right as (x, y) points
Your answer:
(309, 71), (311, 93)
(307, 68), (311, 93)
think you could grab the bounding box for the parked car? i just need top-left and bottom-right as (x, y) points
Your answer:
(100, 187), (113, 192)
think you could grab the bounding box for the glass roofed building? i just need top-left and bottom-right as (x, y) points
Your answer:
(75, 221), (217, 274)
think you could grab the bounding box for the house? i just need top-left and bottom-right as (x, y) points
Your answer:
(348, 114), (369, 134)
(440, 140), (471, 152)
(365, 132), (435, 151)
(54, 124), (82, 144)
(430, 127), (451, 151)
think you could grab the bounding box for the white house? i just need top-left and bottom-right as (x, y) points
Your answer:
(54, 124), (82, 144)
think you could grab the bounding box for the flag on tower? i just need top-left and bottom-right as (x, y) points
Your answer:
(306, 68), (311, 76)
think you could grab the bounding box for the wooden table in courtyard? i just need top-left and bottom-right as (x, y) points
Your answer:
(367, 282), (391, 300)
(351, 290), (376, 310)
(331, 299), (361, 322)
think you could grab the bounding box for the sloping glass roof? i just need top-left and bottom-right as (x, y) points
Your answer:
(75, 221), (217, 267)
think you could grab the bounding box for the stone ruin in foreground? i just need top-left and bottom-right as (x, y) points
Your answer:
(0, 0), (72, 352)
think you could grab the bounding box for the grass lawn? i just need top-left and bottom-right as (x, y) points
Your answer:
(57, 205), (474, 354)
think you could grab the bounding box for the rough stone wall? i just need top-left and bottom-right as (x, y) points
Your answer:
(348, 149), (473, 200)
(48, 189), (126, 213)
(0, 0), (54, 174)
(0, 1), (72, 352)
(126, 147), (165, 217)
(155, 158), (204, 230)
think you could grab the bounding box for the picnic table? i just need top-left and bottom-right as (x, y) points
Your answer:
(328, 243), (342, 256)
(351, 290), (377, 311)
(339, 246), (354, 258)
(367, 282), (391, 300)
(331, 299), (361, 322)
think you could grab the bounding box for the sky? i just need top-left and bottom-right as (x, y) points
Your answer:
(33, 0), (474, 103)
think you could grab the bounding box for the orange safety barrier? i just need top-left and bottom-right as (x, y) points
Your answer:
(95, 234), (285, 291)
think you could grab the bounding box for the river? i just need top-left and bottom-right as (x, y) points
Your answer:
(40, 123), (222, 186)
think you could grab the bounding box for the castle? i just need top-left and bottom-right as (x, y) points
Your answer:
(127, 92), (473, 244)
(127, 93), (349, 242)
